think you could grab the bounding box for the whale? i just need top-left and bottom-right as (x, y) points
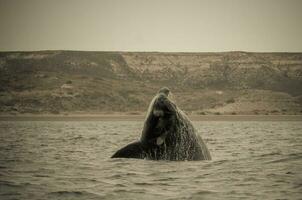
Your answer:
(111, 87), (211, 161)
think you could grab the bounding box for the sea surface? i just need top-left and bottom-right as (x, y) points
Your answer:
(0, 120), (301, 200)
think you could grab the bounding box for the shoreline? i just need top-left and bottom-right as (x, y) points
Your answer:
(0, 114), (302, 121)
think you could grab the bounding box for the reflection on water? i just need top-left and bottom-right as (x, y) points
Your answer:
(0, 120), (301, 199)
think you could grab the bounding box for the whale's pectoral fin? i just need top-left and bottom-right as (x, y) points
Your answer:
(111, 141), (145, 159)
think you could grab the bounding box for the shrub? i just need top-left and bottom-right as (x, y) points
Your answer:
(198, 111), (206, 115)
(226, 98), (235, 104)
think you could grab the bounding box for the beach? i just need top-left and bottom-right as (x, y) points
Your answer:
(0, 114), (301, 121)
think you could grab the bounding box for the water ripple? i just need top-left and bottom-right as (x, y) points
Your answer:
(0, 121), (301, 200)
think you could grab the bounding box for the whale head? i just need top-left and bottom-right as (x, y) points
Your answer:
(140, 87), (177, 146)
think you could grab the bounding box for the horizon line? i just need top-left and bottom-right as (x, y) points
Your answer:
(1, 49), (302, 54)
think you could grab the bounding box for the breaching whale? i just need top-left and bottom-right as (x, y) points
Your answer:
(111, 87), (211, 161)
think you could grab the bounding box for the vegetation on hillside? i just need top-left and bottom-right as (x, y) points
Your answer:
(0, 51), (301, 115)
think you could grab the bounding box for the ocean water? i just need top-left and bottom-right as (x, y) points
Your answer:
(0, 120), (301, 200)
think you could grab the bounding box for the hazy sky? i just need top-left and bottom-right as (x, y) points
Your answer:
(0, 0), (301, 52)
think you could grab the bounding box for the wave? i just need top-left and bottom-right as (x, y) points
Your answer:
(47, 190), (102, 198)
(266, 153), (302, 164)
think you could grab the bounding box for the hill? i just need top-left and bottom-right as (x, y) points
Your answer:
(0, 51), (301, 115)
